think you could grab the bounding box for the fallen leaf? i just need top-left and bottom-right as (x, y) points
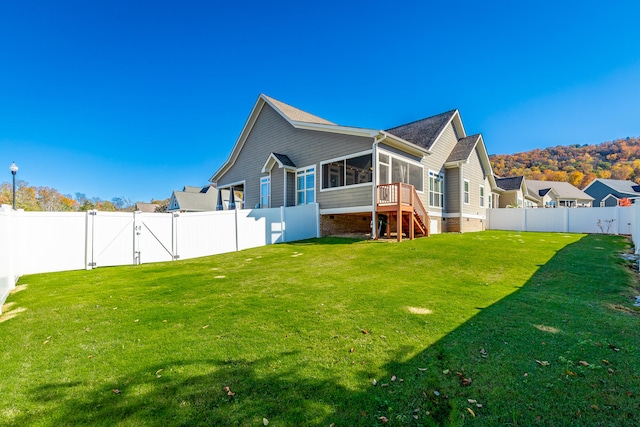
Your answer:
(381, 383), (388, 388)
(457, 372), (472, 386)
(536, 360), (550, 366)
(601, 359), (610, 365)
(591, 404), (599, 411)
(567, 370), (577, 376)
(413, 415), (419, 419)
(361, 328), (369, 334)
(162, 320), (167, 323)
(399, 378), (404, 383)
(202, 325), (209, 329)
(627, 391), (633, 397)
(349, 348), (355, 353)
(442, 369), (450, 375)
(379, 416), (389, 423)
(42, 340), (49, 345)
(379, 335), (387, 339)
(608, 344), (620, 352)
(391, 375), (397, 382)
(466, 407), (476, 417)
(608, 368), (614, 374)
(263, 418), (269, 426)
(88, 355), (93, 359)
(433, 390), (440, 396)
(372, 379), (377, 386)
(418, 367), (427, 371)
(413, 408), (420, 413)
(476, 403), (483, 408)
(578, 361), (589, 367)
(134, 319), (139, 323)
(468, 399), (477, 404)
(113, 389), (121, 394)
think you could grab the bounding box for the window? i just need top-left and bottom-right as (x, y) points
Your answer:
(488, 192), (493, 209)
(260, 176), (270, 208)
(296, 167), (315, 204)
(429, 171), (444, 207)
(378, 151), (423, 191)
(479, 185), (485, 207)
(464, 180), (470, 204)
(321, 153), (372, 189)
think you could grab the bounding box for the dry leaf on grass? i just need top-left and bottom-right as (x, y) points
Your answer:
(536, 360), (550, 366)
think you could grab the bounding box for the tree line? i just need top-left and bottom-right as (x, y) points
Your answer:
(490, 136), (640, 189)
(0, 180), (167, 212)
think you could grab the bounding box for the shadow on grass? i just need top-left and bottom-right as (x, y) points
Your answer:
(15, 235), (639, 426)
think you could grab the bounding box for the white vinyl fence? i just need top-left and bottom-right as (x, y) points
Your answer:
(0, 203), (320, 311)
(487, 204), (640, 243)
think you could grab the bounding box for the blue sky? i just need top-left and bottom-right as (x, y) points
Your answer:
(1, 0), (639, 203)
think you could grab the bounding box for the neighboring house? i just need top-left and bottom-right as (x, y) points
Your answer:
(135, 202), (160, 213)
(494, 176), (538, 208)
(210, 94), (498, 238)
(167, 185), (238, 212)
(525, 180), (593, 208)
(583, 178), (640, 207)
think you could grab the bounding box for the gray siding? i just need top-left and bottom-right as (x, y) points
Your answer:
(270, 167), (285, 208)
(462, 147), (488, 215)
(445, 168), (460, 212)
(217, 104), (374, 209)
(423, 124), (459, 214)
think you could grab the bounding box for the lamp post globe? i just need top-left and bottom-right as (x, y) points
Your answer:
(9, 162), (18, 210)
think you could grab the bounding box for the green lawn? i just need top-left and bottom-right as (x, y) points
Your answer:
(1, 231), (638, 426)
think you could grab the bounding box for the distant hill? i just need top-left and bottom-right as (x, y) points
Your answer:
(489, 137), (640, 189)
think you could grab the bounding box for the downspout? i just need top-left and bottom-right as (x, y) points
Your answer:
(372, 134), (385, 239)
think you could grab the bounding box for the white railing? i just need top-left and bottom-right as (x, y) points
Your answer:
(0, 203), (320, 312)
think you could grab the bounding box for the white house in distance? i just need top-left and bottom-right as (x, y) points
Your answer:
(526, 180), (593, 208)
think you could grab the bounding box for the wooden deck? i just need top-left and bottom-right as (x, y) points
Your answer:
(376, 183), (429, 242)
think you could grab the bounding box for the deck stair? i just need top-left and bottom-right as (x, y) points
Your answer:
(376, 182), (430, 242)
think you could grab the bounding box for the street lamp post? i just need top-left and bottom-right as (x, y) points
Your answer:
(9, 162), (18, 210)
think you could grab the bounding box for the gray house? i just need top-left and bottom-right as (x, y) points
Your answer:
(583, 178), (640, 207)
(210, 94), (499, 238)
(525, 180), (593, 208)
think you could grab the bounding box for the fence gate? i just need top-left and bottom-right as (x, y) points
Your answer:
(135, 212), (176, 264)
(88, 211), (136, 268)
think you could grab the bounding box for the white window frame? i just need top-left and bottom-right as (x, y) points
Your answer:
(296, 165), (315, 205)
(260, 176), (270, 208)
(464, 179), (470, 205)
(377, 149), (424, 193)
(479, 185), (485, 207)
(320, 150), (373, 192)
(428, 170), (444, 208)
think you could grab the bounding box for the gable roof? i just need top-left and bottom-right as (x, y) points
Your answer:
(262, 152), (297, 173)
(211, 94), (428, 183)
(135, 202), (159, 213)
(495, 176), (524, 191)
(169, 187), (218, 212)
(525, 180), (594, 201)
(262, 95), (335, 125)
(385, 110), (457, 150)
(586, 178), (640, 195)
(446, 134), (481, 163)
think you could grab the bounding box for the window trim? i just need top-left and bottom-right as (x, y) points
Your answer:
(428, 170), (444, 208)
(377, 148), (424, 193)
(464, 179), (470, 205)
(296, 165), (316, 205)
(260, 175), (270, 208)
(320, 150), (373, 192)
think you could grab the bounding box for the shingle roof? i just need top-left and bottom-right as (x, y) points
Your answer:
(385, 110), (456, 150)
(526, 180), (594, 200)
(446, 134), (481, 163)
(495, 176), (524, 191)
(135, 203), (159, 213)
(172, 189), (218, 212)
(595, 179), (640, 195)
(262, 94), (336, 125)
(272, 153), (296, 168)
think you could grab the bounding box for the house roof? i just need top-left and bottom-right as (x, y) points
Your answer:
(526, 180), (594, 201)
(495, 176), (524, 191)
(135, 203), (159, 213)
(385, 110), (457, 150)
(170, 188), (218, 212)
(446, 134), (481, 163)
(272, 153), (296, 168)
(589, 178), (640, 195)
(262, 94), (336, 126)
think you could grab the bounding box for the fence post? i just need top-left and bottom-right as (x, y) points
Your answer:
(315, 203), (321, 238)
(172, 212), (179, 260)
(234, 208), (239, 252)
(615, 206), (620, 235)
(84, 210), (95, 270)
(565, 208), (569, 233)
(280, 206), (286, 243)
(521, 208), (526, 232)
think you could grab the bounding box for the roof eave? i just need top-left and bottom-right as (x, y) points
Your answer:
(379, 130), (430, 157)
